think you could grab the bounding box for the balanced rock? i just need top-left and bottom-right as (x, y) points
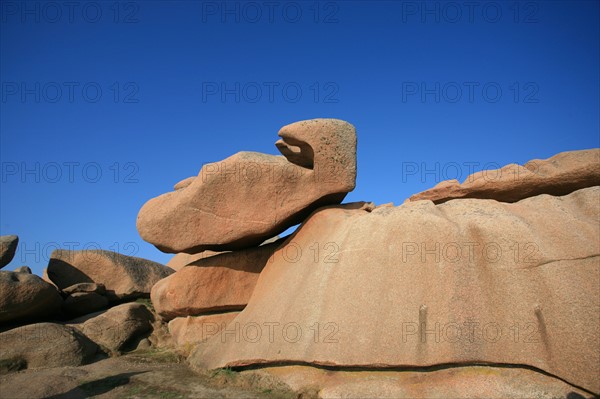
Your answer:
(408, 148), (600, 204)
(0, 323), (97, 370)
(190, 186), (600, 393)
(62, 292), (109, 317)
(13, 266), (31, 274)
(76, 302), (154, 352)
(0, 271), (62, 324)
(47, 249), (174, 302)
(137, 119), (357, 253)
(152, 240), (281, 321)
(168, 312), (239, 352)
(0, 235), (18, 269)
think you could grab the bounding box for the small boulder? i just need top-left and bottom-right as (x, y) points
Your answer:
(47, 249), (174, 302)
(0, 323), (97, 371)
(77, 303), (154, 352)
(62, 282), (106, 296)
(62, 292), (109, 318)
(13, 266), (31, 274)
(0, 235), (18, 269)
(0, 271), (62, 324)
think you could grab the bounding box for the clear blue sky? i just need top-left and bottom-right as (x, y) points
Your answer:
(1, 1), (599, 275)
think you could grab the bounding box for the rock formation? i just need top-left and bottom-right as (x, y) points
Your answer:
(0, 235), (19, 269)
(152, 240), (281, 320)
(0, 271), (63, 324)
(13, 266), (31, 274)
(47, 249), (174, 302)
(72, 303), (154, 353)
(408, 148), (600, 203)
(1, 118), (598, 398)
(136, 119), (357, 253)
(189, 187), (600, 393)
(0, 323), (97, 370)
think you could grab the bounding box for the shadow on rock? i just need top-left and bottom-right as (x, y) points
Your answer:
(47, 371), (147, 398)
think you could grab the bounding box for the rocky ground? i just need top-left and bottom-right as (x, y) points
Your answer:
(0, 349), (300, 399)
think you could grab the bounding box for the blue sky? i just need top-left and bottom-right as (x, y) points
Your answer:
(1, 1), (599, 275)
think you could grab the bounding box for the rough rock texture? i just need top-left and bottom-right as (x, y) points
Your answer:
(166, 250), (221, 272)
(254, 365), (594, 399)
(173, 176), (195, 190)
(168, 312), (239, 352)
(152, 241), (281, 321)
(190, 187), (600, 394)
(47, 250), (174, 302)
(137, 119), (357, 253)
(62, 292), (109, 317)
(166, 236), (280, 271)
(77, 303), (154, 352)
(13, 266), (31, 274)
(0, 235), (19, 269)
(408, 148), (600, 204)
(0, 271), (62, 324)
(62, 282), (106, 296)
(0, 323), (97, 370)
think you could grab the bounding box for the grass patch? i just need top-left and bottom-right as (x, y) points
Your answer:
(125, 348), (183, 364)
(135, 297), (155, 312)
(122, 384), (186, 399)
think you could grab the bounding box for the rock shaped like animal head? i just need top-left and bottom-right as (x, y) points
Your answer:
(275, 118), (357, 191)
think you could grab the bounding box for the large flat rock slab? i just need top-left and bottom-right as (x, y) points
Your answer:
(190, 187), (600, 394)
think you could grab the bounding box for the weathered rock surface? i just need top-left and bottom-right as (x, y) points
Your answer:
(166, 236), (280, 271)
(190, 187), (600, 393)
(137, 119), (357, 253)
(76, 303), (154, 352)
(168, 312), (239, 351)
(152, 241), (281, 321)
(13, 266), (31, 274)
(0, 235), (19, 269)
(408, 148), (600, 204)
(62, 282), (106, 296)
(62, 292), (109, 317)
(0, 271), (62, 324)
(255, 365), (595, 399)
(166, 250), (221, 271)
(0, 323), (97, 370)
(47, 250), (174, 302)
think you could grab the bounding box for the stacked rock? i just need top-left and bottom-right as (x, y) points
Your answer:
(136, 118), (358, 348)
